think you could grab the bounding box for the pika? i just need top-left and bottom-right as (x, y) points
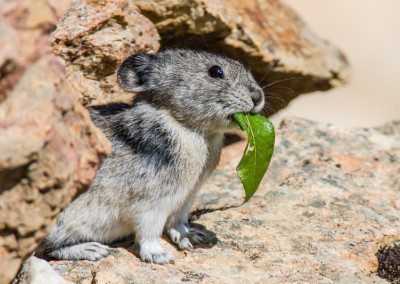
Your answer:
(36, 49), (265, 264)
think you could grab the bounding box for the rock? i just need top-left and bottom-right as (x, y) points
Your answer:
(13, 256), (72, 284)
(136, 0), (351, 114)
(0, 55), (110, 283)
(0, 0), (71, 101)
(51, 0), (161, 105)
(44, 118), (399, 283)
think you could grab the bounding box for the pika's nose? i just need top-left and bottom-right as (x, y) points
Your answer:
(249, 87), (264, 113)
(251, 92), (262, 106)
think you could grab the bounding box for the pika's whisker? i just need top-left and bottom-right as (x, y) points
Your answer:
(261, 76), (299, 89)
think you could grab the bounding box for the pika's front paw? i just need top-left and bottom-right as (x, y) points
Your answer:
(140, 240), (174, 264)
(169, 224), (193, 250)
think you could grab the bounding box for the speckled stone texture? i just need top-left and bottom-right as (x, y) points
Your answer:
(46, 118), (400, 283)
(0, 0), (71, 101)
(51, 0), (161, 105)
(0, 55), (110, 283)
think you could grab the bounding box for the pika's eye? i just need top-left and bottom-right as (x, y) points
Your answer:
(208, 65), (224, 79)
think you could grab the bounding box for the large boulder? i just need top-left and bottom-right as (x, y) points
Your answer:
(0, 55), (110, 283)
(136, 0), (351, 114)
(44, 118), (400, 283)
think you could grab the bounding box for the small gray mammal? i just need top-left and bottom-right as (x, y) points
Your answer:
(36, 49), (265, 264)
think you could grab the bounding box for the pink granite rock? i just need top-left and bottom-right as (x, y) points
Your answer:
(0, 0), (71, 100)
(51, 0), (160, 105)
(0, 55), (110, 283)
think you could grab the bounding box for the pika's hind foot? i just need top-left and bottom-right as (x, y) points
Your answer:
(169, 224), (192, 250)
(47, 242), (111, 261)
(140, 239), (175, 264)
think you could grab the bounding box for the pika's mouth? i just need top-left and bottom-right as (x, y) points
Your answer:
(229, 111), (251, 120)
(226, 114), (238, 125)
(228, 114), (239, 123)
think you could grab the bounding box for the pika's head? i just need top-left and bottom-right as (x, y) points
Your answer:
(117, 49), (264, 131)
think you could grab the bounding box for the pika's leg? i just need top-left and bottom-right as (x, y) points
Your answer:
(36, 226), (111, 261)
(36, 194), (125, 261)
(45, 242), (110, 261)
(136, 210), (175, 264)
(166, 191), (207, 250)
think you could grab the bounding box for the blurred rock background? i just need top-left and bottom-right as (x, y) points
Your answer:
(275, 0), (400, 127)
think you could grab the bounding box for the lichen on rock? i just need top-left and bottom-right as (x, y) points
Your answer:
(377, 241), (400, 283)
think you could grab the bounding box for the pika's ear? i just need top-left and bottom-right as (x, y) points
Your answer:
(117, 53), (155, 93)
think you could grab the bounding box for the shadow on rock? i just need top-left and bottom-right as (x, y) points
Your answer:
(110, 224), (219, 259)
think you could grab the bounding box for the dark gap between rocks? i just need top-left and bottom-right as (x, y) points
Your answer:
(224, 133), (243, 147)
(190, 205), (239, 221)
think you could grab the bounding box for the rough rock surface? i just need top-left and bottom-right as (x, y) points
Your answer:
(51, 0), (160, 105)
(47, 118), (400, 283)
(0, 0), (71, 101)
(136, 0), (351, 114)
(0, 55), (110, 283)
(14, 256), (73, 284)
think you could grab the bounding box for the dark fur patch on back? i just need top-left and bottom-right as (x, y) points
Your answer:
(89, 103), (131, 116)
(113, 117), (175, 169)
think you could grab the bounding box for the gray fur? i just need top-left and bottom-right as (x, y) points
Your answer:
(36, 49), (265, 264)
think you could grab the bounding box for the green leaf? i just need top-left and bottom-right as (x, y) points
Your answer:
(233, 113), (275, 203)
